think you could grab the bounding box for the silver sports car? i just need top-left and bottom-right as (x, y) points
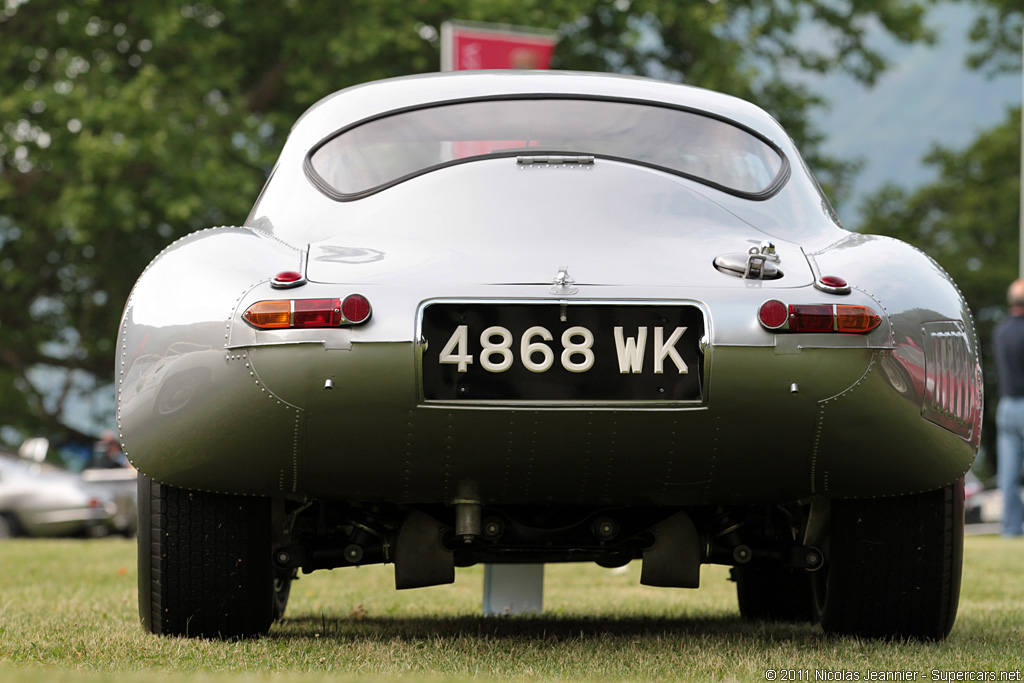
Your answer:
(117, 71), (982, 640)
(0, 454), (116, 538)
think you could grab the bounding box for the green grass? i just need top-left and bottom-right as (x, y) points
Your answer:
(0, 536), (1022, 682)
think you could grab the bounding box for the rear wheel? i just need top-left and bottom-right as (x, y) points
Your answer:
(138, 474), (276, 638)
(272, 568), (296, 622)
(0, 513), (19, 538)
(815, 479), (964, 640)
(734, 564), (815, 623)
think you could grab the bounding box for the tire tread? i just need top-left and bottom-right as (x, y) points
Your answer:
(138, 475), (274, 638)
(821, 481), (963, 640)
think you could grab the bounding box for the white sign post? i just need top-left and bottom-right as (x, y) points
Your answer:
(483, 564), (544, 615)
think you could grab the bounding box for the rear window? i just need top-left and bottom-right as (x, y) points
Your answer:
(307, 98), (786, 199)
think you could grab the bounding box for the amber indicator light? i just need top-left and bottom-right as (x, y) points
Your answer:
(836, 305), (882, 333)
(243, 300), (291, 328)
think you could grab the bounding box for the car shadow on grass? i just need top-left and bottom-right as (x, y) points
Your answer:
(269, 614), (824, 643)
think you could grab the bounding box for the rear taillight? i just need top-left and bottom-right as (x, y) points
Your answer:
(293, 299), (341, 327)
(788, 304), (834, 333)
(243, 296), (371, 329)
(758, 300), (881, 334)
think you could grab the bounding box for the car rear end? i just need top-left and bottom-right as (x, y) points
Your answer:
(119, 72), (981, 640)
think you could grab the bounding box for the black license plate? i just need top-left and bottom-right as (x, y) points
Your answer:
(420, 302), (705, 402)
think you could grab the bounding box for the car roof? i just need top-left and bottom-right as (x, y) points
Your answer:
(286, 71), (794, 160)
(252, 71), (844, 247)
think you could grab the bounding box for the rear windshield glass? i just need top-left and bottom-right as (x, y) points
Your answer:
(308, 98), (785, 198)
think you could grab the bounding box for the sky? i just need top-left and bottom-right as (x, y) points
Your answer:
(808, 1), (1021, 227)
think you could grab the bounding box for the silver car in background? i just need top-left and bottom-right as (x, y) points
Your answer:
(117, 71), (982, 640)
(0, 454), (116, 538)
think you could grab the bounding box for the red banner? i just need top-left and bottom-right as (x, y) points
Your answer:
(441, 21), (558, 71)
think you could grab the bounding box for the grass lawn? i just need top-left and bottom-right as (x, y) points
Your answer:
(0, 535), (1021, 682)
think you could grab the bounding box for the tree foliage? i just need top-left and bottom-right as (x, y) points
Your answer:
(860, 108), (1020, 327)
(0, 0), (940, 444)
(966, 0), (1024, 74)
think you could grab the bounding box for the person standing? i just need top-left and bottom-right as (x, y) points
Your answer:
(994, 278), (1024, 537)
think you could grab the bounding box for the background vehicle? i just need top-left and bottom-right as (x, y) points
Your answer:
(0, 453), (116, 538)
(117, 72), (981, 640)
(11, 437), (138, 537)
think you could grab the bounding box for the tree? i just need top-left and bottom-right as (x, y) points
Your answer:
(965, 0), (1023, 74)
(0, 0), (941, 445)
(859, 108), (1020, 330)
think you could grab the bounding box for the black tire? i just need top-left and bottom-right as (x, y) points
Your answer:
(272, 568), (296, 622)
(816, 479), (964, 640)
(138, 474), (276, 638)
(735, 564), (816, 623)
(0, 512), (19, 538)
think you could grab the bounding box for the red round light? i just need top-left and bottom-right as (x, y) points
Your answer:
(341, 294), (371, 324)
(758, 299), (788, 329)
(819, 275), (848, 289)
(272, 271), (305, 289)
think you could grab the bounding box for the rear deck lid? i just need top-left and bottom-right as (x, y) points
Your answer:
(305, 159), (816, 288)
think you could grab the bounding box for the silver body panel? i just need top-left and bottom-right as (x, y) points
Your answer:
(116, 72), (981, 508)
(0, 455), (116, 537)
